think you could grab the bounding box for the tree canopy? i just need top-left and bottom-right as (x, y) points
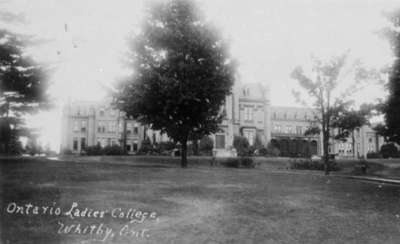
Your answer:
(383, 9), (400, 143)
(291, 53), (378, 174)
(113, 0), (235, 167)
(0, 29), (50, 154)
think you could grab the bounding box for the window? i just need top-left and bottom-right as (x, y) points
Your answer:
(273, 112), (277, 119)
(215, 135), (225, 149)
(99, 110), (105, 116)
(243, 130), (255, 145)
(97, 122), (106, 133)
(127, 123), (132, 134)
(274, 124), (281, 133)
(73, 121), (79, 132)
(296, 126), (302, 135)
(126, 144), (131, 151)
(283, 113), (287, 119)
(108, 121), (117, 133)
(81, 120), (86, 132)
(133, 125), (139, 134)
(244, 107), (253, 121)
(133, 142), (138, 151)
(73, 138), (78, 151)
(80, 138), (86, 151)
(242, 88), (250, 96)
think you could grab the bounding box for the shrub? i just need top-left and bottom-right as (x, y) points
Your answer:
(61, 148), (73, 155)
(219, 157), (241, 168)
(380, 143), (398, 158)
(85, 144), (103, 155)
(268, 147), (280, 157)
(366, 152), (382, 159)
(103, 145), (126, 155)
(253, 134), (263, 150)
(233, 135), (251, 156)
(216, 157), (256, 168)
(258, 147), (268, 156)
(258, 143), (280, 157)
(155, 141), (176, 154)
(138, 137), (154, 155)
(199, 136), (214, 153)
(289, 158), (340, 171)
(240, 157), (256, 168)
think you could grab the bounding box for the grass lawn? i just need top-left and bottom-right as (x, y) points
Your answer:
(2, 157), (400, 244)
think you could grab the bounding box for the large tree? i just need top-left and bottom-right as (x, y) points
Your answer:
(291, 54), (378, 175)
(0, 29), (50, 154)
(114, 0), (235, 167)
(383, 9), (400, 143)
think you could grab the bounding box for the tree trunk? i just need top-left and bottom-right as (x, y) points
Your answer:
(192, 140), (199, 156)
(351, 131), (356, 159)
(323, 130), (330, 175)
(181, 139), (188, 168)
(122, 119), (127, 153)
(4, 101), (10, 154)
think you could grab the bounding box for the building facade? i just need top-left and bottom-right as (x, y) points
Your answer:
(60, 101), (168, 154)
(61, 83), (383, 158)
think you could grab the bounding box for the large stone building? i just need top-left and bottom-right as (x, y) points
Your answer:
(61, 82), (383, 158)
(60, 100), (167, 154)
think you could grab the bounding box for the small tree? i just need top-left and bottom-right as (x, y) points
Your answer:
(233, 135), (250, 157)
(114, 0), (235, 167)
(331, 106), (370, 158)
(373, 123), (390, 143)
(138, 137), (153, 155)
(380, 143), (398, 158)
(291, 53), (380, 175)
(253, 133), (263, 150)
(199, 136), (213, 154)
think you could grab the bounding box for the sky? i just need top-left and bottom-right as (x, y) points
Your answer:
(0, 0), (398, 150)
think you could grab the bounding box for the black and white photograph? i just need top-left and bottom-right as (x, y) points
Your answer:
(1, 0), (400, 243)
